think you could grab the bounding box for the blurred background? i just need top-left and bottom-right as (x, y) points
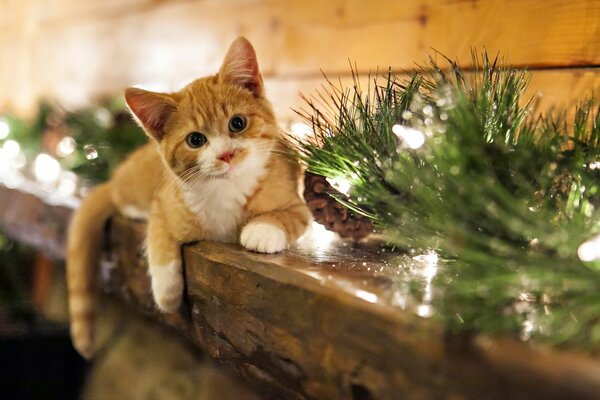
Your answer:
(1, 0), (598, 118)
(0, 0), (598, 399)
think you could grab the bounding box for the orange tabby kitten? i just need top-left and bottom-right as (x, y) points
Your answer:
(67, 37), (311, 358)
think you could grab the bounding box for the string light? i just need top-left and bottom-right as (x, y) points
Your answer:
(290, 121), (312, 138)
(2, 140), (20, 158)
(56, 137), (76, 157)
(34, 154), (61, 184)
(392, 124), (426, 149)
(413, 250), (439, 318)
(326, 177), (352, 195)
(578, 234), (600, 262)
(297, 221), (337, 251)
(57, 171), (78, 197)
(354, 289), (378, 304)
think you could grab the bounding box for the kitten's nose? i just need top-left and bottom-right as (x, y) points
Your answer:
(218, 151), (234, 163)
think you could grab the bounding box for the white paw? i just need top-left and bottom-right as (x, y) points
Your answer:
(240, 222), (288, 254)
(149, 260), (183, 313)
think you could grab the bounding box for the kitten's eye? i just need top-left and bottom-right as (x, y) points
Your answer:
(228, 115), (247, 133)
(186, 132), (207, 148)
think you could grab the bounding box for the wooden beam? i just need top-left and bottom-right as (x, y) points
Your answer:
(1, 0), (598, 114)
(0, 185), (72, 259)
(108, 216), (600, 400)
(3, 183), (600, 399)
(266, 69), (600, 121)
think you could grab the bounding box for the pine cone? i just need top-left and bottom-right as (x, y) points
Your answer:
(303, 172), (373, 240)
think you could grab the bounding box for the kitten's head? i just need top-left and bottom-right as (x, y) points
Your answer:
(125, 37), (278, 183)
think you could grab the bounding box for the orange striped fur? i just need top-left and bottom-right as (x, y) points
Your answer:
(66, 37), (310, 358)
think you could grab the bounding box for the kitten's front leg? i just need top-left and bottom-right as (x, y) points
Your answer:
(241, 203), (311, 254)
(147, 214), (183, 313)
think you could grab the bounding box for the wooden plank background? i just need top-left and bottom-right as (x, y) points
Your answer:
(0, 0), (598, 119)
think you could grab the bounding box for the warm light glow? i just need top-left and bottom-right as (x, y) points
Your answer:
(34, 154), (61, 184)
(416, 304), (433, 318)
(57, 172), (78, 197)
(56, 137), (76, 157)
(355, 289), (378, 304)
(326, 177), (352, 195)
(392, 124), (426, 149)
(0, 119), (9, 139)
(414, 251), (438, 267)
(578, 234), (600, 262)
(290, 121), (312, 138)
(84, 145), (98, 160)
(413, 250), (439, 317)
(2, 140), (20, 158)
(297, 221), (337, 251)
(589, 161), (600, 170)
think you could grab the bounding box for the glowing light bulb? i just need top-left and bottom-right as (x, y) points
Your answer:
(0, 119), (9, 139)
(2, 140), (20, 158)
(290, 122), (312, 138)
(326, 177), (352, 195)
(57, 172), (78, 197)
(589, 161), (600, 170)
(417, 304), (433, 318)
(578, 234), (600, 262)
(34, 154), (61, 184)
(56, 137), (76, 157)
(355, 289), (378, 304)
(392, 124), (426, 149)
(297, 221), (337, 251)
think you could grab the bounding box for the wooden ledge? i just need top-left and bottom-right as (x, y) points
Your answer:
(2, 183), (600, 399)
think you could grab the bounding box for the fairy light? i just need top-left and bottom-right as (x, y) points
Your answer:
(290, 121), (312, 138)
(57, 171), (78, 197)
(589, 161), (600, 170)
(417, 304), (433, 318)
(392, 124), (426, 150)
(578, 234), (600, 262)
(84, 144), (98, 160)
(413, 250), (439, 318)
(326, 177), (352, 195)
(355, 289), (378, 304)
(297, 221), (337, 251)
(2, 140), (20, 158)
(34, 154), (61, 184)
(56, 137), (76, 157)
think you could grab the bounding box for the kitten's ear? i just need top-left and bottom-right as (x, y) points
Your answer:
(125, 88), (176, 142)
(219, 37), (264, 97)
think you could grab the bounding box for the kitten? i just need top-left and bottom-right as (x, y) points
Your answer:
(67, 37), (311, 358)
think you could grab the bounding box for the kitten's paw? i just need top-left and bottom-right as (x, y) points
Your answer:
(149, 260), (183, 313)
(240, 222), (288, 253)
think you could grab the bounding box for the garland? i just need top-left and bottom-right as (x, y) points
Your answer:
(292, 52), (600, 349)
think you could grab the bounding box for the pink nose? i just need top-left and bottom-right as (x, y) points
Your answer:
(218, 151), (234, 163)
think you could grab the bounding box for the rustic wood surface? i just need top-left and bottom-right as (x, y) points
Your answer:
(0, 184), (72, 259)
(2, 184), (600, 399)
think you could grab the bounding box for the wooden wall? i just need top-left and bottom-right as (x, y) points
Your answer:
(0, 0), (598, 120)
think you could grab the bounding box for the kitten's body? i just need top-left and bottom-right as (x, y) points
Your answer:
(67, 38), (310, 358)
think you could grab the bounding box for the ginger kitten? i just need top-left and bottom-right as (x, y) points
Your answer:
(67, 37), (311, 358)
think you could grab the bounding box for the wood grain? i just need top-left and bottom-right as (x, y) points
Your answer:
(2, 183), (600, 399)
(0, 0), (598, 115)
(267, 68), (600, 121)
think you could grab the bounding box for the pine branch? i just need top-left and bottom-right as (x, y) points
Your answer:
(290, 51), (600, 349)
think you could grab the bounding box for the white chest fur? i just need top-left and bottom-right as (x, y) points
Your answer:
(182, 150), (270, 243)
